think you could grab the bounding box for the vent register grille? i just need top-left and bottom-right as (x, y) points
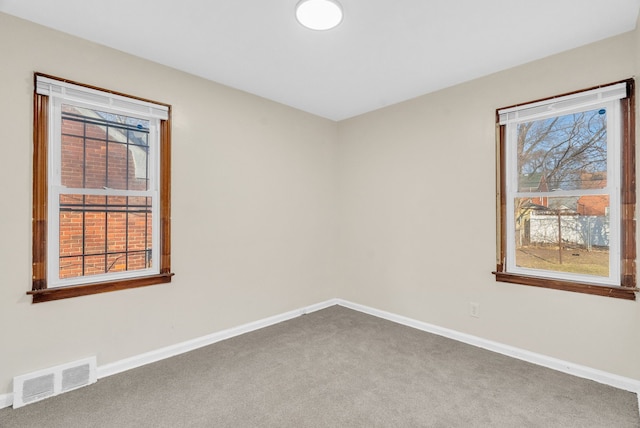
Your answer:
(13, 357), (97, 408)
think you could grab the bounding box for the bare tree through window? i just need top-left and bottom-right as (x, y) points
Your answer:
(514, 108), (609, 276)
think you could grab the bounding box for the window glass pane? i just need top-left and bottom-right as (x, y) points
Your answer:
(59, 194), (153, 279)
(517, 109), (607, 192)
(61, 104), (150, 190)
(60, 135), (86, 188)
(514, 196), (609, 277)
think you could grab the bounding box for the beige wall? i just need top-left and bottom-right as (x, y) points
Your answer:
(1, 10), (639, 399)
(337, 31), (640, 380)
(0, 13), (339, 396)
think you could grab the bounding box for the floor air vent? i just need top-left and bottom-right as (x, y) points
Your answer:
(13, 357), (97, 408)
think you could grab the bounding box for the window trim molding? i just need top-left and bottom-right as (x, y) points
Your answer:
(30, 73), (173, 303)
(493, 79), (637, 300)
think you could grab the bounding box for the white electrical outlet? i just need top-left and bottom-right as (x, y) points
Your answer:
(470, 302), (480, 318)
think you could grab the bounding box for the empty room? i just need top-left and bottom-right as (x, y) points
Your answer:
(1, 0), (640, 426)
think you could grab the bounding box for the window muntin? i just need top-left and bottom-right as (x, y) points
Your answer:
(31, 73), (172, 302)
(495, 80), (636, 299)
(57, 194), (154, 281)
(60, 105), (151, 191)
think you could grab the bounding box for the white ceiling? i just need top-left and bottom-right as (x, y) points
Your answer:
(1, 0), (639, 121)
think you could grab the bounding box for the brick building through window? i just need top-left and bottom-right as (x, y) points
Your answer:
(58, 105), (152, 280)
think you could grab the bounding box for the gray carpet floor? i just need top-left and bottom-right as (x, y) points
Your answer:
(1, 305), (638, 427)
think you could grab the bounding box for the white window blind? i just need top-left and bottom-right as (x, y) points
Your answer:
(498, 82), (627, 125)
(36, 75), (169, 120)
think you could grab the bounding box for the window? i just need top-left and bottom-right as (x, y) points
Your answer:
(494, 80), (636, 300)
(31, 74), (173, 303)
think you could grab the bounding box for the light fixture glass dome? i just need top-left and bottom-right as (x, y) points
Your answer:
(296, 0), (343, 31)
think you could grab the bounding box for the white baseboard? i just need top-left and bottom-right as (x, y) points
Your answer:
(97, 298), (339, 379)
(336, 299), (640, 394)
(0, 299), (338, 410)
(0, 393), (13, 410)
(3, 296), (638, 411)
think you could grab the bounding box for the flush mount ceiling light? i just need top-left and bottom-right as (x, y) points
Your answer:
(296, 0), (343, 31)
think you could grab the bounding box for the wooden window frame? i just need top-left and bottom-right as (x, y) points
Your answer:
(493, 79), (637, 300)
(30, 73), (173, 303)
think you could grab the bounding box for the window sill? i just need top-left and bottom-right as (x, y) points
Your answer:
(492, 271), (637, 300)
(28, 272), (174, 303)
